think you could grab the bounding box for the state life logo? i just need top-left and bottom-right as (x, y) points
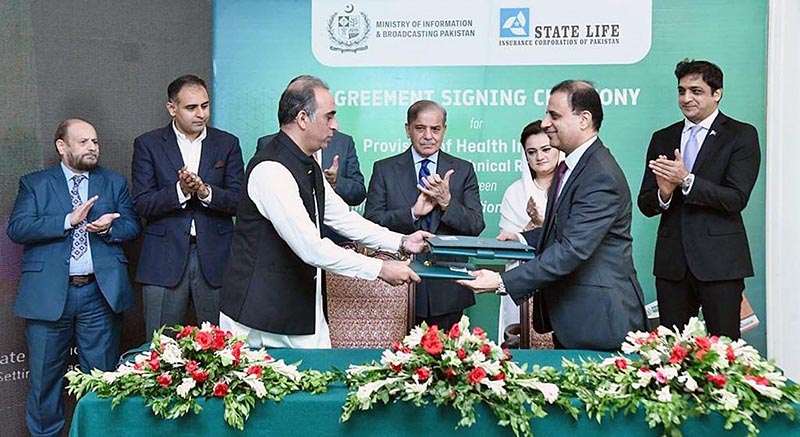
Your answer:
(327, 3), (371, 53)
(499, 8), (529, 38)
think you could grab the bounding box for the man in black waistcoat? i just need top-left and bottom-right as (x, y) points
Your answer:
(219, 75), (430, 348)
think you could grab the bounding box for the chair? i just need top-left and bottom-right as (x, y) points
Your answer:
(326, 243), (415, 348)
(520, 296), (554, 349)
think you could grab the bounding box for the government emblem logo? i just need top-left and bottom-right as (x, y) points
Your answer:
(327, 4), (371, 53)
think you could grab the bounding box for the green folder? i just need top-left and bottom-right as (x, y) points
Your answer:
(426, 236), (535, 261)
(410, 260), (476, 280)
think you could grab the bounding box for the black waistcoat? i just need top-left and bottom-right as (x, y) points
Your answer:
(220, 131), (325, 334)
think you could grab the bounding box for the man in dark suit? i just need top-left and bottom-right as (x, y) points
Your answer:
(365, 100), (485, 330)
(257, 130), (366, 243)
(7, 119), (141, 437)
(638, 60), (760, 339)
(460, 81), (647, 351)
(132, 75), (244, 339)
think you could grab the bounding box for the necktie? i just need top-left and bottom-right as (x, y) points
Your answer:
(683, 125), (703, 172)
(418, 159), (432, 229)
(70, 174), (88, 260)
(553, 161), (569, 204)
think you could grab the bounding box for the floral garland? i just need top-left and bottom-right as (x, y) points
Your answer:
(66, 323), (334, 430)
(560, 317), (800, 437)
(340, 316), (578, 437)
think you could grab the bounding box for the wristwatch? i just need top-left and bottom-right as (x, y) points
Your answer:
(680, 173), (694, 189)
(495, 273), (508, 296)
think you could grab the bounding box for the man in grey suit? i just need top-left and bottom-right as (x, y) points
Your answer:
(366, 100), (485, 330)
(460, 80), (647, 351)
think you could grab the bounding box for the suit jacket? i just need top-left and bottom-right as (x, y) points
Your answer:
(132, 124), (244, 288)
(637, 112), (759, 281)
(257, 131), (366, 206)
(365, 148), (485, 317)
(502, 139), (647, 351)
(7, 165), (141, 321)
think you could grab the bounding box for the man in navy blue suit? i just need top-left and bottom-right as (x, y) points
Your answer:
(132, 75), (244, 339)
(7, 118), (141, 437)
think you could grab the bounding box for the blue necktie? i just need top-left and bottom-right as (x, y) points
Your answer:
(70, 174), (88, 260)
(683, 125), (703, 172)
(418, 159), (432, 229)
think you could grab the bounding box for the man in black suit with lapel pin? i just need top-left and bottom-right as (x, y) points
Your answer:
(638, 59), (760, 339)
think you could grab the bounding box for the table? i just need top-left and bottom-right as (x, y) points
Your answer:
(70, 349), (800, 436)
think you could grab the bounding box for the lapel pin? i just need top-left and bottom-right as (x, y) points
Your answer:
(710, 130), (717, 136)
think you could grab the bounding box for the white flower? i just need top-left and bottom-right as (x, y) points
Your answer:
(161, 341), (185, 366)
(477, 360), (502, 376)
(597, 383), (622, 397)
(216, 349), (236, 367)
(265, 359), (302, 382)
(481, 378), (507, 396)
(176, 377), (196, 398)
(505, 361), (525, 376)
(345, 364), (384, 376)
(715, 389), (739, 410)
(243, 348), (268, 363)
(744, 378), (784, 400)
(657, 386), (672, 403)
(356, 378), (397, 401)
(403, 380), (430, 397)
(515, 379), (559, 403)
(655, 325), (674, 337)
(656, 366), (678, 383)
(466, 350), (487, 366)
(403, 326), (424, 349)
(633, 368), (653, 389)
(200, 321), (213, 332)
(642, 349), (663, 366)
(380, 349), (412, 367)
(678, 372), (698, 392)
(102, 371), (119, 384)
(236, 371), (268, 398)
(441, 350), (462, 367)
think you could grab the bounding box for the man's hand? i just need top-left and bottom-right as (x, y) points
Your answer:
(649, 149), (689, 186)
(411, 192), (435, 218)
(378, 259), (421, 286)
(496, 230), (521, 242)
(323, 155), (339, 186)
(86, 213), (120, 233)
(69, 195), (98, 227)
(418, 169), (454, 211)
(456, 269), (501, 293)
(178, 166), (195, 196)
(401, 230), (434, 254)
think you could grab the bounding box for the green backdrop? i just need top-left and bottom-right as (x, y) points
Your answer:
(212, 0), (767, 351)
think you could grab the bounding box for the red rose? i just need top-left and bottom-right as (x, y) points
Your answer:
(391, 363), (402, 373)
(472, 327), (486, 339)
(726, 345), (735, 363)
(494, 371), (505, 381)
(191, 369), (208, 383)
(695, 349), (708, 361)
(213, 382), (229, 397)
(614, 358), (628, 370)
(148, 351), (160, 371)
(480, 344), (491, 356)
(444, 368), (456, 379)
(264, 353), (273, 362)
(156, 373), (172, 387)
(669, 344), (687, 364)
(695, 336), (712, 350)
(231, 341), (244, 364)
(468, 367), (487, 384)
(134, 362), (144, 371)
(391, 340), (401, 352)
(457, 348), (467, 360)
(415, 367), (430, 382)
(195, 331), (214, 350)
(706, 373), (727, 388)
(247, 365), (263, 377)
(176, 325), (196, 339)
(710, 336), (719, 344)
(746, 375), (770, 386)
(421, 326), (444, 355)
(212, 332), (226, 350)
(448, 323), (460, 339)
(184, 360), (199, 372)
(401, 346), (411, 354)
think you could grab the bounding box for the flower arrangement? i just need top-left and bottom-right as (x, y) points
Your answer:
(66, 323), (335, 430)
(340, 316), (578, 437)
(560, 317), (800, 437)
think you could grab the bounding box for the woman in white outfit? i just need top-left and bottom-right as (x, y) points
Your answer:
(497, 120), (561, 347)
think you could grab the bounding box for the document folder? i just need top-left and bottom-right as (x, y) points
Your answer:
(410, 260), (476, 280)
(425, 236), (535, 261)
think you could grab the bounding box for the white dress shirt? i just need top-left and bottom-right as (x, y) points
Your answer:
(220, 159), (403, 348)
(173, 122), (211, 236)
(557, 135), (598, 197)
